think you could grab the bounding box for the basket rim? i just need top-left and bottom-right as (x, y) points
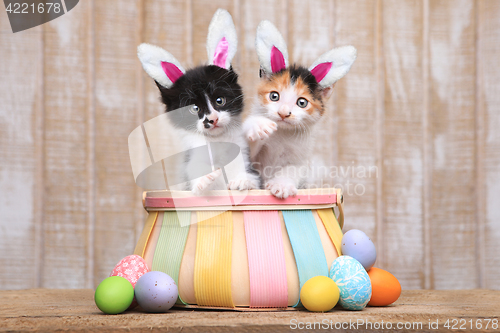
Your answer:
(143, 188), (342, 211)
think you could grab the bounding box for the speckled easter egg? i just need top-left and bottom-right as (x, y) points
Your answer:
(134, 271), (178, 313)
(329, 256), (372, 310)
(110, 255), (149, 287)
(341, 229), (377, 271)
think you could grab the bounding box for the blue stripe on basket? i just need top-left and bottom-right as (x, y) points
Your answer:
(282, 210), (329, 307)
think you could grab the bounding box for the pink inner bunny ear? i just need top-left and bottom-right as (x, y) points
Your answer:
(161, 61), (184, 84)
(270, 46), (286, 73)
(310, 62), (333, 83)
(213, 37), (229, 68)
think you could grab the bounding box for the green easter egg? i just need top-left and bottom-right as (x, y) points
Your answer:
(94, 276), (134, 314)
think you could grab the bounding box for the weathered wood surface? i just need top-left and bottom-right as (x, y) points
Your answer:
(429, 0), (477, 291)
(381, 0), (425, 290)
(0, 289), (499, 332)
(92, 0), (144, 289)
(478, 0), (500, 291)
(0, 11), (42, 289)
(1, 0), (500, 290)
(41, 0), (90, 289)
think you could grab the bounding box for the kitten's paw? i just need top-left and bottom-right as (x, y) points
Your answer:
(191, 169), (222, 196)
(227, 178), (260, 191)
(247, 117), (277, 142)
(265, 180), (298, 199)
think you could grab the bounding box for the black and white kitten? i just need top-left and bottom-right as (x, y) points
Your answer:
(138, 9), (259, 195)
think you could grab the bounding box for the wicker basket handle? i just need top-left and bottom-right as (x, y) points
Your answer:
(336, 188), (344, 229)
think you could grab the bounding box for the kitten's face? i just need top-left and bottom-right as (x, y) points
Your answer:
(257, 65), (329, 130)
(158, 65), (244, 137)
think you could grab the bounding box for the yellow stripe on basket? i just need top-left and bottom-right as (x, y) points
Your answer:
(317, 208), (343, 257)
(134, 212), (159, 257)
(194, 211), (234, 307)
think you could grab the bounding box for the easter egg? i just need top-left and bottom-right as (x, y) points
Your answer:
(300, 276), (340, 312)
(135, 271), (178, 312)
(330, 256), (372, 310)
(341, 229), (377, 270)
(110, 255), (149, 287)
(94, 276), (134, 314)
(110, 255), (150, 310)
(367, 267), (401, 306)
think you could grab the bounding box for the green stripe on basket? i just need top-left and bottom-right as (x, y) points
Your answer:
(152, 211), (191, 304)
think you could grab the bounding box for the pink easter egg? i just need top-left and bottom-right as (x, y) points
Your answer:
(110, 255), (150, 287)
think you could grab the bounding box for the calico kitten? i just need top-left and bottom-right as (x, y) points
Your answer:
(244, 20), (357, 198)
(138, 9), (259, 195)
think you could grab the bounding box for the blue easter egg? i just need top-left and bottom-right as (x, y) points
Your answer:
(329, 256), (372, 310)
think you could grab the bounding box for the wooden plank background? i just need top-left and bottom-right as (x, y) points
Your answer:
(0, 0), (499, 290)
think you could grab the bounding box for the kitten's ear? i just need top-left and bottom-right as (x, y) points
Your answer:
(206, 9), (238, 69)
(137, 43), (186, 89)
(155, 81), (172, 105)
(319, 84), (335, 100)
(255, 20), (289, 75)
(308, 46), (357, 88)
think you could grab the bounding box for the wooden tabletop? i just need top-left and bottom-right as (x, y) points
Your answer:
(1, 289), (498, 332)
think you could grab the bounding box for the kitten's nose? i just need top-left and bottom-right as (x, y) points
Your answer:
(205, 113), (219, 128)
(278, 106), (292, 120)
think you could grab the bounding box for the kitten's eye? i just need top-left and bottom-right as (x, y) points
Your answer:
(189, 105), (199, 115)
(269, 91), (280, 102)
(297, 98), (308, 108)
(215, 97), (226, 106)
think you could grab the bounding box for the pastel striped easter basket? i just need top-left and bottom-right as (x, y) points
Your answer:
(133, 187), (344, 310)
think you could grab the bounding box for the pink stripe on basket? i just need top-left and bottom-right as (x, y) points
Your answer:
(145, 194), (336, 209)
(244, 211), (288, 308)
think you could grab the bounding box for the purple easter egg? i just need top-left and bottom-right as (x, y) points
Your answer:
(341, 229), (377, 271)
(134, 271), (178, 312)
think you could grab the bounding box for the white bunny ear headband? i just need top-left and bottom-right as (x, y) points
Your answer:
(255, 20), (357, 88)
(137, 9), (238, 88)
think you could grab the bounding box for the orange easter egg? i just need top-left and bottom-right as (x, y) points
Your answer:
(367, 267), (401, 306)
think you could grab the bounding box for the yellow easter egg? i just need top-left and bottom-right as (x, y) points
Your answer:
(300, 276), (340, 312)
